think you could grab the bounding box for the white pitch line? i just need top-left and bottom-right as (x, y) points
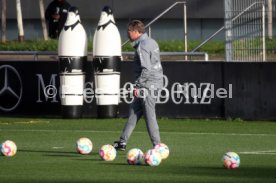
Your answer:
(239, 150), (276, 155)
(1, 128), (276, 137)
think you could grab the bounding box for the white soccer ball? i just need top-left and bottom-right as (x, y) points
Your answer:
(1, 140), (17, 157)
(154, 143), (169, 160)
(222, 152), (240, 169)
(127, 148), (144, 165)
(99, 144), (116, 161)
(144, 149), (162, 166)
(76, 137), (93, 155)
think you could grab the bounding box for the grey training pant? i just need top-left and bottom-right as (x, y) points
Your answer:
(119, 89), (161, 146)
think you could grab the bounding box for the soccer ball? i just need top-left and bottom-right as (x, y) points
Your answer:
(76, 137), (93, 155)
(154, 143), (169, 160)
(127, 148), (144, 165)
(144, 149), (162, 166)
(1, 140), (17, 157)
(222, 152), (240, 169)
(99, 144), (116, 161)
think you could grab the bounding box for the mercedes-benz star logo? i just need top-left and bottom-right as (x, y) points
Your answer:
(0, 65), (23, 112)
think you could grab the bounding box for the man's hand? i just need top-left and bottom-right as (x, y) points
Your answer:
(52, 14), (60, 20)
(133, 87), (139, 97)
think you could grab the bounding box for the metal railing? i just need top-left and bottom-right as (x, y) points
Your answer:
(121, 1), (205, 61)
(0, 2), (213, 62)
(0, 51), (208, 61)
(122, 1), (187, 47)
(123, 52), (208, 61)
(0, 51), (56, 61)
(192, 1), (266, 57)
(225, 0), (266, 62)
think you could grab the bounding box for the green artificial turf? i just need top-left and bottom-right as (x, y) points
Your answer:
(0, 117), (276, 183)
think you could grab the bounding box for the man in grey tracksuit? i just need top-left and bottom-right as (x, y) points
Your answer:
(114, 20), (163, 150)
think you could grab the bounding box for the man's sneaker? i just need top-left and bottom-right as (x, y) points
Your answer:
(113, 141), (126, 151)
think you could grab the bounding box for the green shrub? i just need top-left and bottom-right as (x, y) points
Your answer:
(1, 38), (275, 55)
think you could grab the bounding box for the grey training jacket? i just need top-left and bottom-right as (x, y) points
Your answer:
(132, 33), (164, 90)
